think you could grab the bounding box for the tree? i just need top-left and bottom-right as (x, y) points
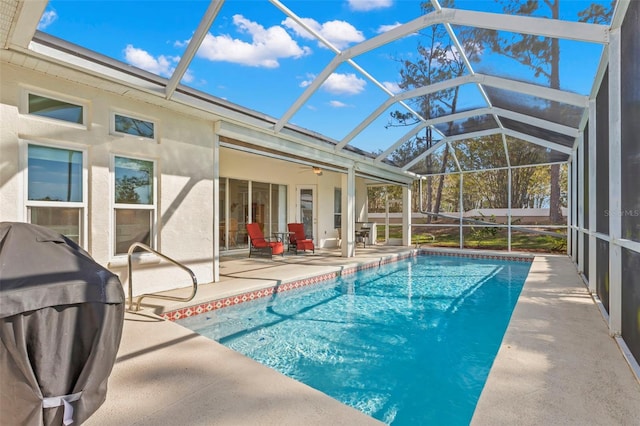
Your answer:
(387, 0), (480, 221)
(116, 115), (154, 138)
(115, 175), (146, 203)
(114, 159), (153, 204)
(474, 0), (613, 224)
(367, 185), (404, 213)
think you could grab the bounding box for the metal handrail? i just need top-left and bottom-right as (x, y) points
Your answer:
(127, 242), (198, 311)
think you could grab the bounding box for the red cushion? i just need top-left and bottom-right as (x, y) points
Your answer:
(252, 238), (269, 248)
(296, 240), (314, 251)
(269, 241), (284, 255)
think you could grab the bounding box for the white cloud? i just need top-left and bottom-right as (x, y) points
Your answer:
(38, 10), (57, 30)
(123, 45), (178, 77)
(348, 0), (393, 12)
(383, 81), (401, 94)
(377, 22), (402, 34)
(329, 100), (350, 108)
(300, 72), (366, 96)
(283, 17), (364, 50)
(181, 70), (195, 84)
(299, 73), (316, 88)
(322, 73), (366, 95)
(196, 14), (311, 68)
(461, 39), (484, 59)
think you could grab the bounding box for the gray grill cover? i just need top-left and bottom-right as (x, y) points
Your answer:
(0, 222), (125, 425)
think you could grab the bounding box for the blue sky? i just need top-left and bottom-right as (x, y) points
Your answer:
(38, 0), (608, 154)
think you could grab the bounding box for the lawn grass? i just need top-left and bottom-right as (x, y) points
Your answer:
(378, 225), (567, 253)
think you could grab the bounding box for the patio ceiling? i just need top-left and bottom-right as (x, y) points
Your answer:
(1, 0), (626, 179)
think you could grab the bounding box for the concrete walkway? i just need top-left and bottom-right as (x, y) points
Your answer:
(472, 255), (640, 425)
(86, 248), (640, 425)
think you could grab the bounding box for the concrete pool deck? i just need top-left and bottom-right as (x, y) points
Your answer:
(85, 247), (640, 425)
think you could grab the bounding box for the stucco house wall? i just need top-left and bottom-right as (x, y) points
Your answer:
(1, 61), (372, 298)
(1, 62), (215, 297)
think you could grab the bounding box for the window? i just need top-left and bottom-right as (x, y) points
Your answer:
(252, 181), (270, 232)
(26, 144), (85, 244)
(113, 156), (155, 255)
(334, 188), (342, 229)
(28, 93), (84, 125)
(219, 179), (287, 251)
(113, 113), (155, 140)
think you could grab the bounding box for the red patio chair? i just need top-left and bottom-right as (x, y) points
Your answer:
(287, 223), (315, 254)
(246, 223), (284, 258)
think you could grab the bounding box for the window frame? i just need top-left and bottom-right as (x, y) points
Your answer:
(110, 109), (158, 142)
(110, 154), (158, 258)
(21, 87), (88, 129)
(334, 187), (342, 229)
(21, 140), (89, 247)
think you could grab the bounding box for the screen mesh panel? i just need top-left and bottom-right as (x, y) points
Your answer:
(417, 173), (460, 215)
(622, 247), (640, 364)
(500, 117), (575, 147)
(569, 154), (580, 262)
(621, 0), (640, 243)
(596, 69), (609, 235)
(434, 114), (498, 137)
(573, 228), (578, 261)
(387, 134), (437, 169)
(595, 238), (609, 314)
(452, 135), (508, 170)
(408, 88), (487, 121)
(408, 143), (457, 175)
(509, 165), (555, 212)
(583, 123), (589, 228)
(507, 137), (569, 166)
(463, 227), (508, 251)
(583, 232), (589, 280)
(462, 169), (509, 211)
(484, 87), (584, 128)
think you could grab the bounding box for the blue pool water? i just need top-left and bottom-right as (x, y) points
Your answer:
(177, 255), (531, 425)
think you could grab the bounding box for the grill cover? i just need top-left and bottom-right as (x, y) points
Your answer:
(0, 222), (125, 425)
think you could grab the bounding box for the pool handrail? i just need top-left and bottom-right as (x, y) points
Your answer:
(127, 242), (198, 312)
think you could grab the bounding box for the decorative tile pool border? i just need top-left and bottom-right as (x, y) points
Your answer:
(419, 249), (534, 264)
(162, 250), (534, 321)
(161, 272), (339, 321)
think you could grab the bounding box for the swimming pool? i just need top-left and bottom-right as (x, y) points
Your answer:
(177, 254), (532, 425)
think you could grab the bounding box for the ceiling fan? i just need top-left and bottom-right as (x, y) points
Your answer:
(297, 165), (323, 176)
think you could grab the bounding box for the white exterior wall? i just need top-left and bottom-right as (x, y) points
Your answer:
(0, 101), (21, 221)
(0, 62), (215, 297)
(355, 178), (368, 222)
(1, 60), (377, 298)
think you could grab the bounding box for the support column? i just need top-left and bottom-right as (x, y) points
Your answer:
(507, 167), (512, 252)
(213, 123), (221, 282)
(402, 184), (412, 246)
(567, 160), (575, 256)
(588, 99), (597, 292)
(459, 173), (464, 249)
(570, 145), (579, 262)
(341, 166), (356, 257)
(608, 28), (622, 335)
(567, 158), (573, 258)
(577, 121), (585, 274)
(385, 189), (389, 243)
